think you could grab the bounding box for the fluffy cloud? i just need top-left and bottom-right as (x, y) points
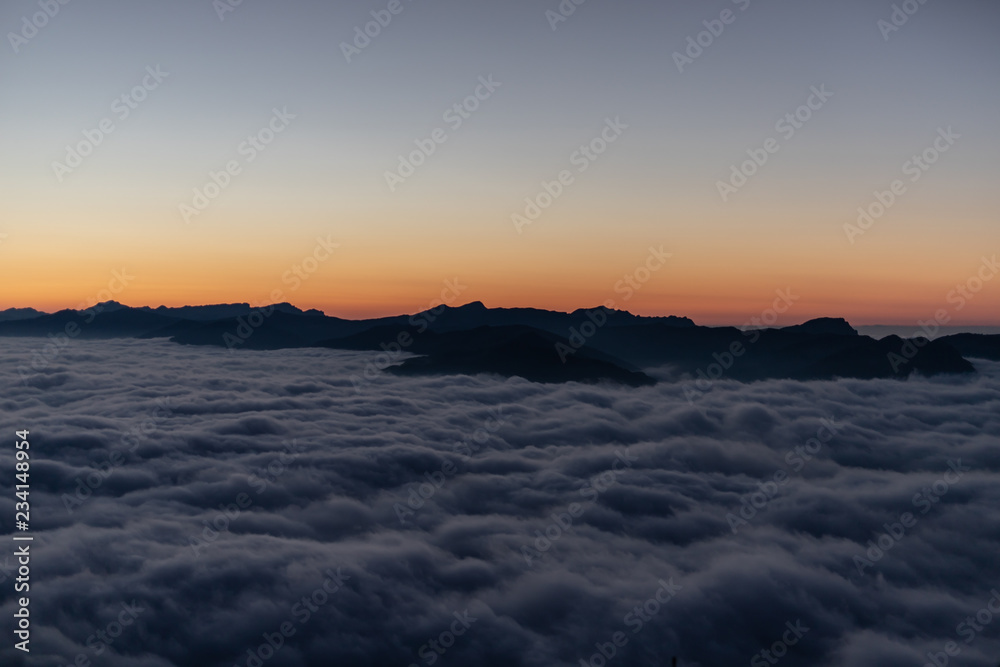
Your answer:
(0, 338), (997, 667)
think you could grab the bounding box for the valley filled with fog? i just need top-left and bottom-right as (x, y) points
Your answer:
(1, 338), (998, 667)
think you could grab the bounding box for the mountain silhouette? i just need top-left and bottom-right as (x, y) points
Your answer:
(319, 324), (655, 386)
(781, 317), (859, 337)
(0, 301), (986, 385)
(935, 333), (1000, 361)
(0, 307), (45, 323)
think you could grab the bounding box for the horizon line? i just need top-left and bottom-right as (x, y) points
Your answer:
(3, 300), (1000, 330)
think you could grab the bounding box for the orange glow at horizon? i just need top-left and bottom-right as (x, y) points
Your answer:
(6, 266), (998, 327)
(2, 199), (997, 326)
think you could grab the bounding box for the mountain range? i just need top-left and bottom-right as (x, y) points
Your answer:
(3, 301), (997, 386)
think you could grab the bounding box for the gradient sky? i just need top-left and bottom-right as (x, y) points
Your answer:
(1, 0), (997, 324)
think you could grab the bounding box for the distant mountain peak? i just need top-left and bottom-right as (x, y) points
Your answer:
(270, 302), (306, 315)
(783, 317), (859, 336)
(146, 302), (249, 311)
(0, 307), (46, 323)
(569, 306), (696, 328)
(95, 300), (128, 312)
(571, 305), (621, 315)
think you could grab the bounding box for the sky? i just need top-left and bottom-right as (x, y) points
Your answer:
(1, 0), (998, 324)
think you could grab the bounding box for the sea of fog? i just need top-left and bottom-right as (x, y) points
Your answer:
(0, 338), (998, 667)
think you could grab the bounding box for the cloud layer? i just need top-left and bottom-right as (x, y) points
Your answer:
(0, 338), (998, 667)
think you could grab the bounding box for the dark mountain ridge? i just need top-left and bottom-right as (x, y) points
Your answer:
(0, 301), (989, 386)
(0, 307), (46, 323)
